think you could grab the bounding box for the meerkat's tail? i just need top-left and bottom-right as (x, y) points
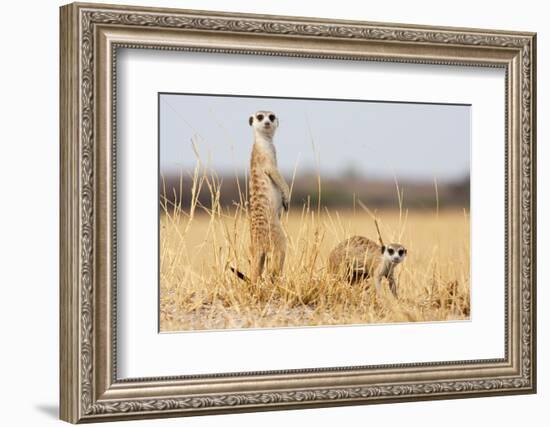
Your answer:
(229, 266), (251, 283)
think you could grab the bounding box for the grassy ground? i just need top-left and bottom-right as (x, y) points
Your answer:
(159, 200), (470, 331)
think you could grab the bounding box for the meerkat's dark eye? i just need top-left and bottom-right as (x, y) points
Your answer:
(387, 248), (395, 255)
(268, 114), (276, 122)
(398, 249), (405, 256)
(256, 114), (264, 121)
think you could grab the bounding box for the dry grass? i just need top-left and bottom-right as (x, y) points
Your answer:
(159, 171), (470, 332)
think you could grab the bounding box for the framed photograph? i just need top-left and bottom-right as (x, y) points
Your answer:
(60, 2), (537, 423)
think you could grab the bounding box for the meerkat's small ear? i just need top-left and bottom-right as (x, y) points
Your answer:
(381, 245), (386, 254)
(249, 116), (254, 126)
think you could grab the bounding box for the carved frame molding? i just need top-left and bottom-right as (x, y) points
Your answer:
(60, 2), (536, 423)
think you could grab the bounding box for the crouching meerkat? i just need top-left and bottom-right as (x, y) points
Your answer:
(232, 110), (290, 284)
(328, 236), (407, 297)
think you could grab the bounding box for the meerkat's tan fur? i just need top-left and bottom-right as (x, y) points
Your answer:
(328, 236), (407, 297)
(247, 110), (290, 284)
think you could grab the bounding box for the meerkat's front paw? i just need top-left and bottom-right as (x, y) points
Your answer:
(282, 194), (289, 211)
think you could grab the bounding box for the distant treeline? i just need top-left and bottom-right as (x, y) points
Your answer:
(160, 173), (469, 212)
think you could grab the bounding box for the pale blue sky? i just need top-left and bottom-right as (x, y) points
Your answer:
(159, 93), (470, 182)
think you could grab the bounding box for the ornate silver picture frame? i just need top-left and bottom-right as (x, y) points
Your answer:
(60, 2), (536, 423)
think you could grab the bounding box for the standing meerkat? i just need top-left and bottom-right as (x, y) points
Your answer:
(328, 236), (407, 297)
(243, 110), (290, 284)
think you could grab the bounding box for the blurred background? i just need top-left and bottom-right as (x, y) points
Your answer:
(159, 93), (470, 210)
